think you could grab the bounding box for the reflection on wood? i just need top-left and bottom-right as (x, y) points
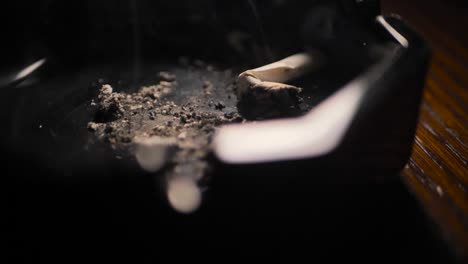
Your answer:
(383, 0), (468, 259)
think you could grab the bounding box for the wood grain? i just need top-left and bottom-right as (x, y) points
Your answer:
(382, 0), (468, 259)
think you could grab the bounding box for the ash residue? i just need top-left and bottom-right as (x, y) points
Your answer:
(87, 64), (244, 192)
(237, 86), (305, 119)
(93, 84), (125, 122)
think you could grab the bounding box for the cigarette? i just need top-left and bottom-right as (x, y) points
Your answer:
(237, 52), (321, 98)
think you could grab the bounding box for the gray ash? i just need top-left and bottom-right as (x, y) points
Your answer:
(87, 65), (245, 194)
(237, 86), (305, 120)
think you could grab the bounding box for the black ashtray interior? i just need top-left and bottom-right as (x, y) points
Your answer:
(3, 1), (397, 178)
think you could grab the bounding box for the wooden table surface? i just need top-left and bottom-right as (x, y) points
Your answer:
(382, 0), (468, 260)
